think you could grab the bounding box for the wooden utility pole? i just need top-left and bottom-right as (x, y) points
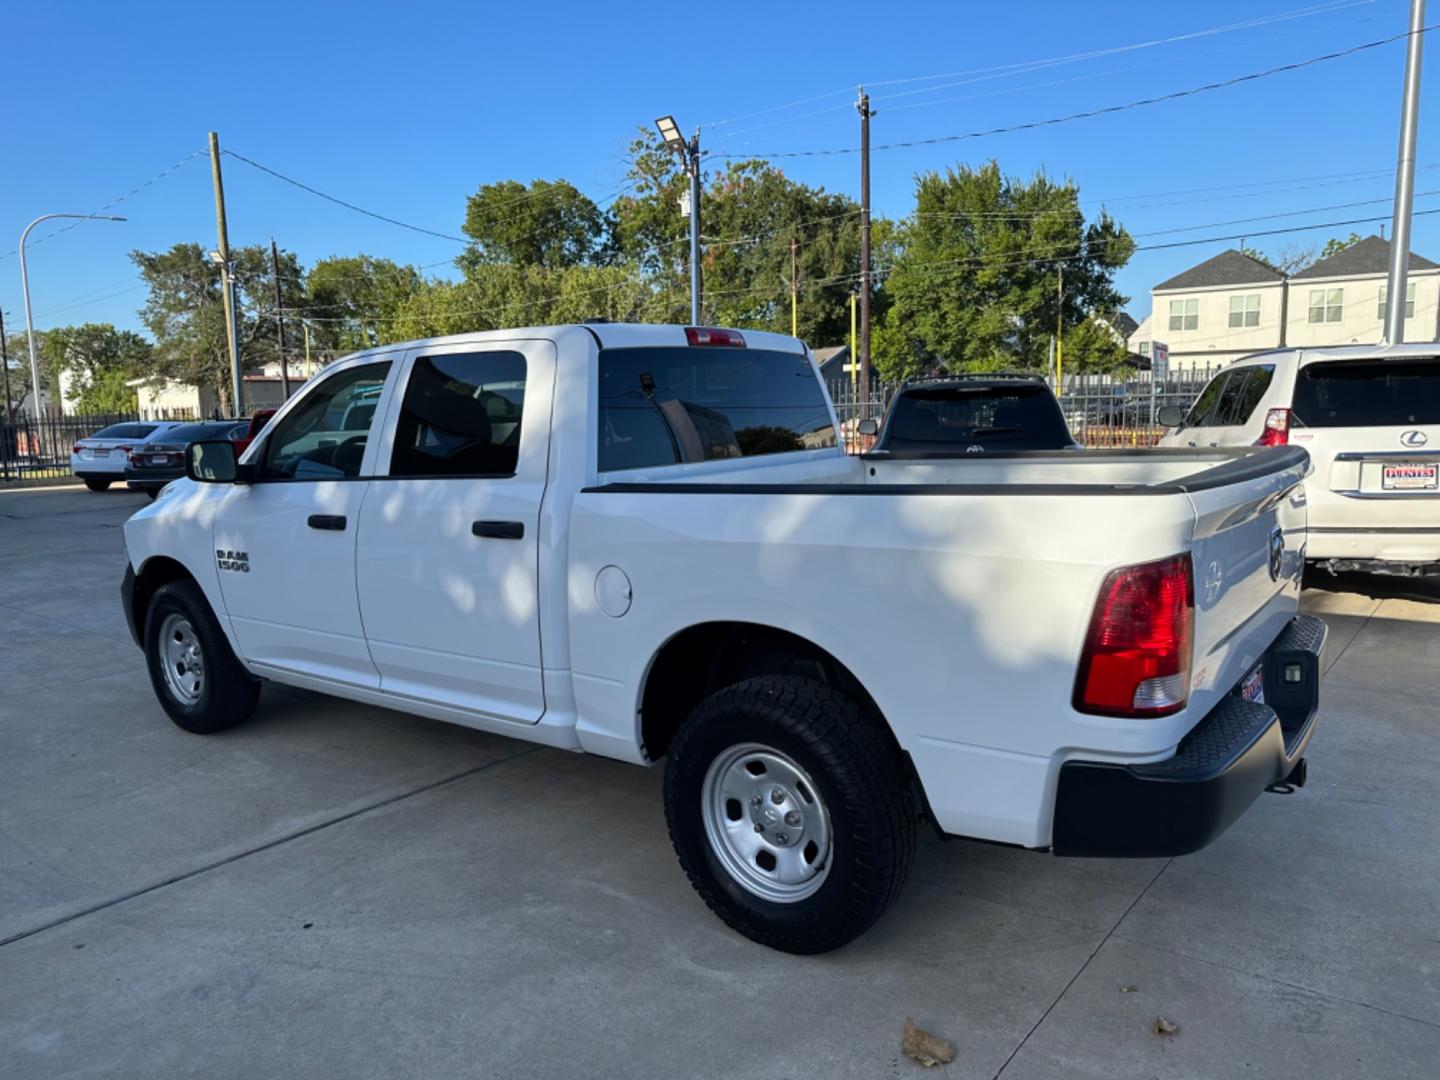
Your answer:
(790, 236), (799, 338)
(1055, 263), (1064, 391)
(857, 88), (872, 416)
(209, 132), (242, 414)
(270, 238), (291, 399)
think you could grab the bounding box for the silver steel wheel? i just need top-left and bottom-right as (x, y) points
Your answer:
(700, 742), (833, 903)
(159, 612), (204, 705)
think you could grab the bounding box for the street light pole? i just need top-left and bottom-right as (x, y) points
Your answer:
(1384, 0), (1426, 344)
(656, 115), (703, 324)
(18, 213), (127, 419)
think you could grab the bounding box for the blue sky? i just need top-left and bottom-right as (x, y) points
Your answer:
(1, 0), (1435, 344)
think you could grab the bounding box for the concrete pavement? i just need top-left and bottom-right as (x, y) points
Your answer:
(1, 486), (1437, 1078)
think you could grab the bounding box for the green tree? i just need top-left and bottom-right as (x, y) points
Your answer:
(305, 255), (425, 353)
(460, 179), (608, 272)
(612, 129), (878, 343)
(873, 162), (1133, 379)
(1319, 231), (1364, 260)
(131, 242), (303, 413)
(40, 323), (154, 412)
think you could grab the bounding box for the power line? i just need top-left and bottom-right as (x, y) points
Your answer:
(221, 148), (470, 243)
(708, 26), (1430, 159)
(706, 0), (1376, 140)
(0, 150), (205, 262)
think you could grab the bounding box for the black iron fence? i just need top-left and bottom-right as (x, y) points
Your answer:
(1, 411), (145, 484)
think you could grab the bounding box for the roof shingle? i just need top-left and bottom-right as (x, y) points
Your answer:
(1154, 249), (1285, 291)
(1289, 234), (1438, 279)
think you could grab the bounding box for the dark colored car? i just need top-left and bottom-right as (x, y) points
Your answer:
(125, 420), (249, 498)
(860, 374), (1078, 456)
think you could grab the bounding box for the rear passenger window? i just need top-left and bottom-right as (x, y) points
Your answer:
(389, 352), (526, 477)
(1184, 372), (1231, 427)
(1230, 366), (1275, 424)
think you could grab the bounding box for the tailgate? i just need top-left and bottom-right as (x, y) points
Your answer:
(1182, 452), (1308, 720)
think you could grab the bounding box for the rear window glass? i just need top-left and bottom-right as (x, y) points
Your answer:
(598, 347), (835, 472)
(91, 423), (157, 440)
(883, 384), (1072, 451)
(1292, 360), (1440, 427)
(160, 422), (246, 444)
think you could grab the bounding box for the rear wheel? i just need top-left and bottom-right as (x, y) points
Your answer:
(663, 675), (917, 954)
(144, 487), (160, 501)
(144, 580), (259, 734)
(83, 478), (110, 492)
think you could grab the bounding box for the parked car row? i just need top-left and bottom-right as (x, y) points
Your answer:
(73, 411), (276, 498)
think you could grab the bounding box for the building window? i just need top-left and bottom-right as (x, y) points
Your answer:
(1228, 294), (1261, 328)
(1138, 341), (1151, 356)
(1377, 283), (1416, 319)
(1168, 298), (1198, 331)
(1308, 288), (1344, 324)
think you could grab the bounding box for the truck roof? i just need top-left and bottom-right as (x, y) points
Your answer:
(331, 323), (809, 367)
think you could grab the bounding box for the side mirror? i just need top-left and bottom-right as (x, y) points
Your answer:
(1155, 405), (1185, 429)
(857, 418), (879, 437)
(186, 440), (242, 483)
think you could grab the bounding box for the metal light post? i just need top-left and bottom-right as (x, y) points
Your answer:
(1384, 0), (1426, 343)
(19, 213), (126, 418)
(657, 116), (702, 323)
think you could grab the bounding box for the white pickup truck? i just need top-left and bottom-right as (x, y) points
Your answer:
(121, 323), (1327, 953)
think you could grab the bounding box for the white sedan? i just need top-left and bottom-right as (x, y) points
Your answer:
(71, 421), (184, 491)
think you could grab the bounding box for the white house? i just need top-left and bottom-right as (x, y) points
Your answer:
(1128, 235), (1440, 371)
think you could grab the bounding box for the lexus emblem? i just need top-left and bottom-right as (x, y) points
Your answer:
(1268, 528), (1285, 582)
(1400, 429), (1428, 448)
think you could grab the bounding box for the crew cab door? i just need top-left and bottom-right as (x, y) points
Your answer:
(212, 357), (397, 687)
(355, 341), (551, 723)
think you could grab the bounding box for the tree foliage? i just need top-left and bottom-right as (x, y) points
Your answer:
(873, 162), (1133, 378)
(461, 179), (608, 272)
(305, 255), (424, 354)
(130, 243), (301, 412)
(40, 323), (153, 412)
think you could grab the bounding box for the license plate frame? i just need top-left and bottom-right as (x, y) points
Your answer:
(1381, 462), (1438, 491)
(91, 448), (110, 459)
(1240, 666), (1265, 706)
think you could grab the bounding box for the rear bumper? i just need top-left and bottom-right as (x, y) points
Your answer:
(1306, 526), (1440, 566)
(1051, 615), (1327, 858)
(125, 469), (183, 491)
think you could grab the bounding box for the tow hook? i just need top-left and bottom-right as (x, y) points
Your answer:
(1266, 757), (1307, 795)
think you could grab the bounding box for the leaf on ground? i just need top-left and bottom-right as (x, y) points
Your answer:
(1152, 1016), (1179, 1036)
(901, 1018), (955, 1068)
(1119, 985), (1138, 993)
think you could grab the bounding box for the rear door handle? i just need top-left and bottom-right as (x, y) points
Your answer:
(472, 520), (524, 540)
(307, 514), (347, 531)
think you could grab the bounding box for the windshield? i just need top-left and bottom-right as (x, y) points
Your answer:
(598, 346), (835, 472)
(881, 384), (1073, 452)
(1291, 359), (1440, 427)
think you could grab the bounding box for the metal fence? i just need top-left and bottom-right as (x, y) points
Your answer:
(827, 366), (1224, 453)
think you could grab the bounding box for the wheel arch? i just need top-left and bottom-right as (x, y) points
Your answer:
(130, 555), (203, 644)
(637, 620), (894, 763)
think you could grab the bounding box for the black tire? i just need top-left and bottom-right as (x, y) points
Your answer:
(83, 478), (110, 492)
(144, 579), (260, 734)
(663, 675), (917, 954)
(144, 487), (160, 501)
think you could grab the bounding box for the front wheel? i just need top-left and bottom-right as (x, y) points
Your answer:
(663, 675), (918, 954)
(144, 580), (259, 734)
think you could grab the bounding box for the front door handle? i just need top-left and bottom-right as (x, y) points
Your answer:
(307, 514), (347, 531)
(472, 520), (524, 540)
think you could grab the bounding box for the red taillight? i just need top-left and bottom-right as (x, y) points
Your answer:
(1254, 408), (1290, 447)
(72, 443), (84, 454)
(684, 326), (746, 347)
(1074, 554), (1194, 718)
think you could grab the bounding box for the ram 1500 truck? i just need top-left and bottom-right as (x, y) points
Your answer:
(121, 323), (1326, 953)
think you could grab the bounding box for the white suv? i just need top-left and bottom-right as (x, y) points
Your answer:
(1158, 344), (1440, 577)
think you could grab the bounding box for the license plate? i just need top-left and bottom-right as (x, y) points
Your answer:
(148, 455), (171, 465)
(91, 448), (110, 459)
(1382, 462), (1438, 490)
(1240, 667), (1265, 705)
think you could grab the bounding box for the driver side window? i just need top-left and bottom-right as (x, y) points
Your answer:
(258, 361), (390, 481)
